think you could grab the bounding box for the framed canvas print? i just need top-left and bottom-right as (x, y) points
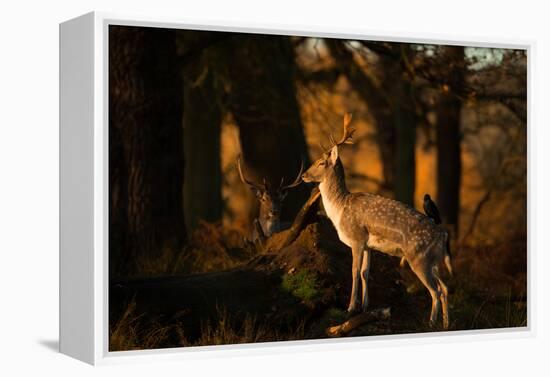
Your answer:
(60, 12), (532, 365)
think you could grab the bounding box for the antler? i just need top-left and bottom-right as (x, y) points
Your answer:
(329, 113), (355, 148)
(280, 158), (305, 191)
(237, 155), (265, 191)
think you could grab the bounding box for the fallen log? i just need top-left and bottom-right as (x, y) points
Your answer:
(326, 307), (391, 337)
(280, 187), (321, 248)
(264, 187), (321, 251)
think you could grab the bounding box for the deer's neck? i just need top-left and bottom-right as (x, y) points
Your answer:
(319, 160), (349, 224)
(258, 205), (280, 236)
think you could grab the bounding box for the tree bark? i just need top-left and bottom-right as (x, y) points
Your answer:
(393, 103), (416, 206)
(109, 26), (185, 275)
(436, 46), (464, 235)
(180, 36), (224, 234)
(387, 47), (417, 206)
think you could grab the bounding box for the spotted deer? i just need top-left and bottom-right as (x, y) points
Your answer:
(237, 156), (304, 243)
(302, 114), (453, 329)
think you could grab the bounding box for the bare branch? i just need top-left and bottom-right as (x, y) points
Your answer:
(326, 308), (391, 337)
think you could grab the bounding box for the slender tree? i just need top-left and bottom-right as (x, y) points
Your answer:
(435, 46), (464, 235)
(178, 31), (224, 235)
(109, 26), (185, 274)
(385, 45), (417, 206)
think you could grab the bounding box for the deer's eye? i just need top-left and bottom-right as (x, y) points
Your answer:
(318, 160), (326, 166)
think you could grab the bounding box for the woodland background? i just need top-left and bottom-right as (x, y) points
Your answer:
(108, 26), (527, 350)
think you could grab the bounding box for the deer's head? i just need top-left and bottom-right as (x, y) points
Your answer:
(302, 113), (354, 184)
(237, 156), (304, 235)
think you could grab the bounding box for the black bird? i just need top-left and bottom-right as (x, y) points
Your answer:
(423, 194), (441, 224)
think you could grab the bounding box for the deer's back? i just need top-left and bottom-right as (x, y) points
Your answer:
(339, 193), (444, 256)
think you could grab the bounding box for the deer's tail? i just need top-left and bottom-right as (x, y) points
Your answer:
(444, 232), (453, 277)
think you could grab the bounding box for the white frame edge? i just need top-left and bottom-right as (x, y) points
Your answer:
(59, 11), (536, 365)
(59, 12), (96, 365)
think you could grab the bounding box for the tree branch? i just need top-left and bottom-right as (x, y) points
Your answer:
(326, 308), (391, 337)
(279, 187), (321, 249)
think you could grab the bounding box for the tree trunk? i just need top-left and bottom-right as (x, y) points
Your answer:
(326, 40), (416, 204)
(386, 47), (417, 206)
(325, 39), (396, 192)
(180, 42), (223, 234)
(393, 98), (417, 206)
(109, 26), (185, 275)
(220, 34), (311, 222)
(436, 46), (464, 235)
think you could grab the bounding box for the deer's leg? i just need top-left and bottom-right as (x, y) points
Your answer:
(409, 261), (441, 327)
(347, 245), (364, 313)
(360, 248), (372, 312)
(433, 268), (450, 329)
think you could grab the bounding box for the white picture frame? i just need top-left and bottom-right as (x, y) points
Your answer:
(59, 11), (535, 365)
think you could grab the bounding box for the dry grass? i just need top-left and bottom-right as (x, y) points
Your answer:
(110, 302), (307, 351)
(441, 234), (527, 331)
(453, 235), (527, 298)
(185, 307), (307, 347)
(449, 283), (526, 330)
(178, 221), (256, 274)
(110, 299), (174, 351)
(117, 221), (256, 278)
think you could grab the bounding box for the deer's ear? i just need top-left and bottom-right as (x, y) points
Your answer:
(329, 146), (339, 164)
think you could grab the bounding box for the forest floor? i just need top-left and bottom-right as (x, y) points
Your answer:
(109, 218), (527, 351)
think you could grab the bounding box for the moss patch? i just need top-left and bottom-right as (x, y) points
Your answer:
(281, 269), (320, 303)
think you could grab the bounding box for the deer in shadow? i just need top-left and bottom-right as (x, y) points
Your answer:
(237, 156), (304, 246)
(302, 113), (453, 329)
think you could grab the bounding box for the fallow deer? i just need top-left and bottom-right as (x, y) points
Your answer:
(302, 113), (453, 329)
(237, 156), (304, 243)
